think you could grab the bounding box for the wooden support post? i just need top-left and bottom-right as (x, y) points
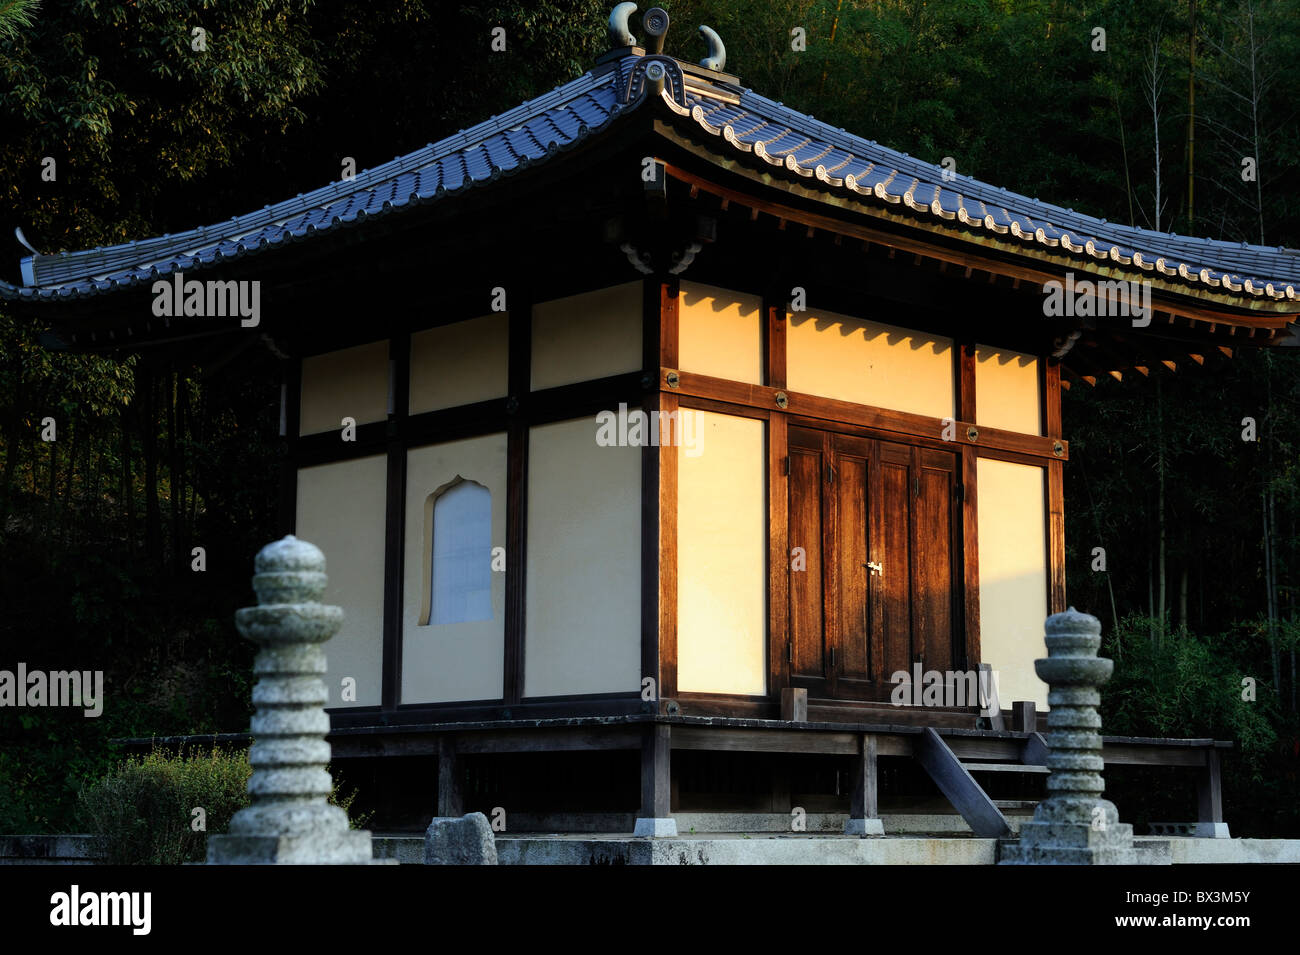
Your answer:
(437, 737), (463, 818)
(915, 727), (1011, 838)
(845, 733), (884, 836)
(1195, 747), (1229, 838)
(780, 687), (807, 722)
(634, 723), (676, 836)
(1011, 700), (1036, 733)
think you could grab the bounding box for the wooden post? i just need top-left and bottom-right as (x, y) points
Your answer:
(634, 723), (675, 836)
(1195, 747), (1229, 837)
(780, 687), (807, 722)
(438, 737), (464, 818)
(845, 734), (884, 836)
(1011, 700), (1036, 733)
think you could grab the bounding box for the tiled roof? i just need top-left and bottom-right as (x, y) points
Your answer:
(669, 80), (1300, 300)
(0, 56), (643, 301)
(5, 49), (1300, 307)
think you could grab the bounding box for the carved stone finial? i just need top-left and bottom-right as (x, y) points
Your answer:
(608, 2), (637, 49)
(207, 536), (375, 864)
(643, 7), (670, 56)
(698, 25), (726, 71)
(1000, 608), (1141, 865)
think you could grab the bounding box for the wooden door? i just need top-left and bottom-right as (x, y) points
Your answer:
(786, 427), (961, 702)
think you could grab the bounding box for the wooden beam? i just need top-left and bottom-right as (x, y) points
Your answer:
(1022, 730), (1050, 765)
(914, 727), (1012, 837)
(671, 725), (860, 754)
(664, 368), (1069, 461)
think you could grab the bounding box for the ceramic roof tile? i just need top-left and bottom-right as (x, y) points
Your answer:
(6, 50), (1299, 305)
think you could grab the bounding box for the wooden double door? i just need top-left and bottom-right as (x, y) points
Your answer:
(786, 425), (963, 702)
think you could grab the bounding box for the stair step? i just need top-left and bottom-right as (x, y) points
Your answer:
(961, 763), (1049, 774)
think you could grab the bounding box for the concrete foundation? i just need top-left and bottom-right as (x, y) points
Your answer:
(367, 832), (1300, 865)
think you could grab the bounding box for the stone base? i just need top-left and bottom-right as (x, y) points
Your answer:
(844, 818), (885, 837)
(1000, 820), (1141, 865)
(1193, 822), (1231, 839)
(425, 814), (498, 865)
(207, 829), (374, 865)
(633, 817), (678, 837)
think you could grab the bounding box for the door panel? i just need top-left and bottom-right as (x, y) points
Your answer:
(879, 456), (913, 682)
(914, 461), (955, 674)
(784, 426), (963, 703)
(834, 452), (870, 683)
(788, 446), (826, 683)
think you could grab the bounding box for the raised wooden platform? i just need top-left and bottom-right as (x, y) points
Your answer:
(116, 713), (1232, 837)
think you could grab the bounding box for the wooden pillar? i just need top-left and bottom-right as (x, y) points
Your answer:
(437, 736), (463, 818)
(645, 279), (679, 703)
(380, 333), (410, 711)
(1195, 747), (1229, 837)
(634, 723), (675, 836)
(1044, 360), (1066, 614)
(277, 359), (301, 537)
(845, 733), (884, 836)
(504, 288), (533, 705)
(957, 343), (981, 669)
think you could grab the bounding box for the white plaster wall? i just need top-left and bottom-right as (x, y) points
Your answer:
(524, 416), (641, 697)
(531, 282), (642, 390)
(409, 314), (509, 414)
(679, 282), (764, 384)
(976, 457), (1049, 708)
(299, 340), (389, 436)
(295, 456), (388, 707)
(976, 346), (1041, 435)
(786, 310), (954, 419)
(402, 433), (508, 703)
(677, 410), (767, 696)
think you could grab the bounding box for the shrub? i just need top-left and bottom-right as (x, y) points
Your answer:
(77, 746), (370, 864)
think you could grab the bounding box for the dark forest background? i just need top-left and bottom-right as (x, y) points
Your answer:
(1, 0), (1298, 835)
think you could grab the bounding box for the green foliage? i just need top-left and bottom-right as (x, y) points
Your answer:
(1101, 615), (1300, 836)
(0, 0), (39, 40)
(76, 747), (371, 864)
(1104, 615), (1277, 767)
(76, 746), (251, 865)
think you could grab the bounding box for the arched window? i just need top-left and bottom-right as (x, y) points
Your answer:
(426, 478), (492, 625)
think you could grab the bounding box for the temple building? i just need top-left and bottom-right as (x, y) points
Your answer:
(7, 5), (1293, 838)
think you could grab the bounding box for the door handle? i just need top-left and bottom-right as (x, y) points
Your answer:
(865, 561), (883, 576)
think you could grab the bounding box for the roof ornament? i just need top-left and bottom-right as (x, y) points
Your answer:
(14, 226), (39, 256)
(698, 25), (726, 71)
(608, 3), (637, 48)
(643, 7), (670, 55)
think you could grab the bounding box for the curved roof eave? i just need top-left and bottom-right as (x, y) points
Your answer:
(0, 55), (646, 304)
(661, 81), (1300, 309)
